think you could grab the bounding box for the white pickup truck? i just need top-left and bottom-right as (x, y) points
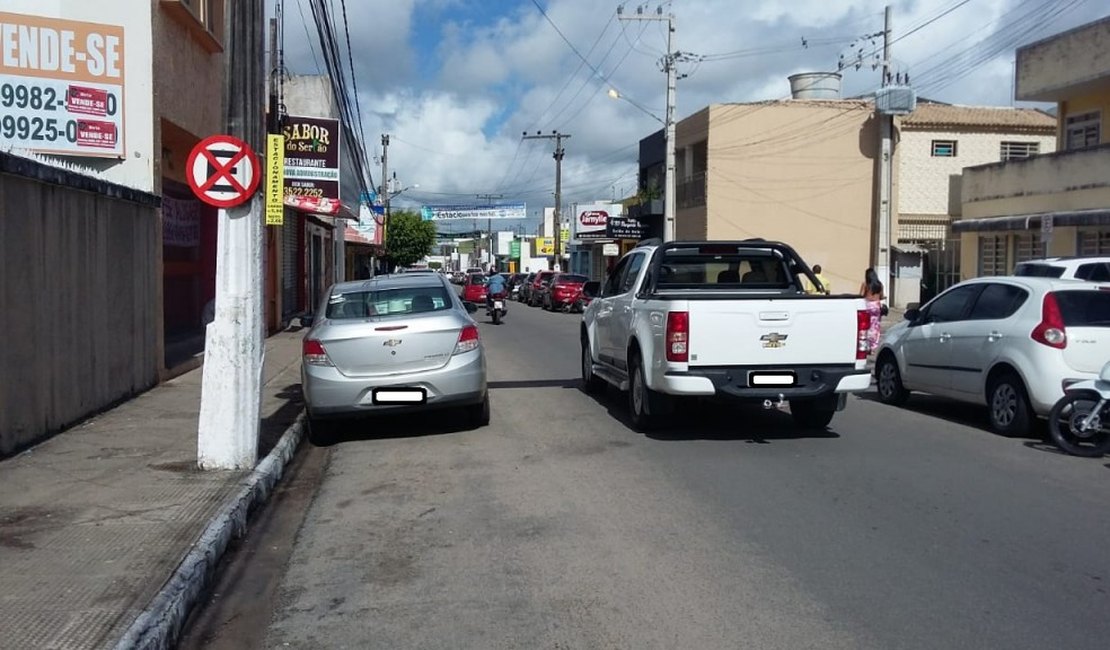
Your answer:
(580, 239), (873, 431)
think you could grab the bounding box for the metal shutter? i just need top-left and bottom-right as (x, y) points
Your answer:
(282, 213), (300, 316)
(1078, 230), (1110, 255)
(1014, 232), (1045, 264)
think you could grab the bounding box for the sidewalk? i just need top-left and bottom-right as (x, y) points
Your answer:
(0, 329), (306, 650)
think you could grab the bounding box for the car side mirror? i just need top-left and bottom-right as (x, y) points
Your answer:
(582, 281), (600, 298)
(904, 308), (920, 324)
(300, 312), (314, 327)
(464, 303), (478, 314)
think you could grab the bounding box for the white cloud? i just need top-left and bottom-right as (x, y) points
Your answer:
(275, 0), (1110, 217)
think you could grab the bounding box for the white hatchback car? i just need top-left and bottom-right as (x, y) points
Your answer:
(874, 276), (1110, 436)
(1014, 256), (1110, 281)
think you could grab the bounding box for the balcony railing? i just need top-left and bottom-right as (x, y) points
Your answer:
(677, 172), (706, 209)
(962, 143), (1110, 208)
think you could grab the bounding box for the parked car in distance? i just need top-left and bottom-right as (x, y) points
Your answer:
(518, 272), (537, 303)
(466, 266), (484, 276)
(300, 273), (490, 444)
(507, 273), (528, 300)
(451, 271), (467, 284)
(874, 276), (1110, 437)
(544, 273), (590, 311)
(462, 273), (489, 305)
(572, 281), (599, 313)
(1014, 256), (1110, 281)
(528, 270), (555, 307)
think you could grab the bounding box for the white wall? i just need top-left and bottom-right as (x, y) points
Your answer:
(2, 1), (155, 191)
(899, 128), (1057, 216)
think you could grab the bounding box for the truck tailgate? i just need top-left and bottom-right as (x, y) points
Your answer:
(687, 299), (859, 367)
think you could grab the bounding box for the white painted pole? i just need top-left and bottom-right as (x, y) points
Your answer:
(197, 197), (265, 470)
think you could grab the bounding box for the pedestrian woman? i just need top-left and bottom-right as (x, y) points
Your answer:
(859, 268), (885, 352)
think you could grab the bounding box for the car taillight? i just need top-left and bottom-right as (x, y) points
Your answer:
(856, 309), (870, 360)
(1031, 292), (1067, 349)
(665, 311), (689, 362)
(454, 325), (480, 355)
(303, 339), (333, 366)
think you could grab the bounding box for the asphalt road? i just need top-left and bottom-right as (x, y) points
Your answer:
(185, 294), (1110, 650)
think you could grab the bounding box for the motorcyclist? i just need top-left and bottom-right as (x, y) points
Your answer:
(486, 265), (507, 313)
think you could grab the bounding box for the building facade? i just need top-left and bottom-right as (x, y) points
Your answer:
(955, 15), (1110, 278)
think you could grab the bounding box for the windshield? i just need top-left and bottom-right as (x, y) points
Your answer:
(1054, 290), (1110, 326)
(326, 286), (452, 319)
(656, 248), (795, 290)
(1014, 263), (1065, 278)
(468, 275), (488, 285)
(556, 274), (589, 284)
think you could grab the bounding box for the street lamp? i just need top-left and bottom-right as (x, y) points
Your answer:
(608, 87), (673, 242)
(607, 89), (664, 125)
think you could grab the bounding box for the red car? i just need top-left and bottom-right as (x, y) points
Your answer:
(462, 273), (488, 304)
(544, 273), (590, 311)
(527, 270), (555, 307)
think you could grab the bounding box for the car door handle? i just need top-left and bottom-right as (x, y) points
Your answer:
(987, 331), (1003, 341)
(939, 333), (951, 342)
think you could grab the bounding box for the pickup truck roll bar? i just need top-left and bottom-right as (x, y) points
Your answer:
(637, 240), (825, 297)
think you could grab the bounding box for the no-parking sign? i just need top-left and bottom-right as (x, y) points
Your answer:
(186, 134), (261, 208)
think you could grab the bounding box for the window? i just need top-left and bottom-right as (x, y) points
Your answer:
(1054, 291), (1110, 327)
(161, 0), (225, 52)
(1065, 111), (1100, 151)
(1074, 263), (1110, 282)
(968, 284), (1028, 321)
(1078, 230), (1110, 255)
(602, 256), (630, 297)
(620, 254), (646, 293)
(978, 235), (1008, 277)
(1014, 262), (1065, 278)
(1013, 232), (1045, 264)
(921, 285), (980, 323)
(326, 286), (452, 319)
(1000, 141), (1040, 161)
(655, 245), (794, 290)
(931, 140), (957, 157)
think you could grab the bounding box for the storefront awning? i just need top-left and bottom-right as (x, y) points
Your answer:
(952, 209), (1110, 233)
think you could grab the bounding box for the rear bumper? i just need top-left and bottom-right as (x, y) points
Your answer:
(302, 348), (487, 416)
(659, 364), (871, 401)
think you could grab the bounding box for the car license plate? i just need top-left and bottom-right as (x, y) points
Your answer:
(749, 372), (796, 387)
(494, 300), (504, 310)
(372, 388), (427, 404)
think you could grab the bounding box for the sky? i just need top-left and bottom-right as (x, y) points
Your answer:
(273, 0), (1108, 234)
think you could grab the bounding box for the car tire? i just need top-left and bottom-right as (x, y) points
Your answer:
(875, 353), (909, 406)
(467, 393), (491, 428)
(581, 337), (605, 394)
(790, 399), (836, 429)
(306, 415), (334, 446)
(628, 352), (671, 432)
(988, 372), (1033, 437)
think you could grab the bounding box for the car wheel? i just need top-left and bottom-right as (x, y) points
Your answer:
(467, 393), (490, 428)
(988, 373), (1033, 437)
(581, 337), (605, 394)
(306, 415), (334, 446)
(627, 353), (671, 432)
(875, 353), (909, 406)
(790, 399), (836, 429)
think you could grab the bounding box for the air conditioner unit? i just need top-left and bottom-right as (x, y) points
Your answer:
(875, 86), (917, 115)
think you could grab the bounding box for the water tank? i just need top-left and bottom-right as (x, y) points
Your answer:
(788, 72), (842, 100)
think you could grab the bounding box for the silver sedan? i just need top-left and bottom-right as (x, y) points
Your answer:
(300, 274), (488, 442)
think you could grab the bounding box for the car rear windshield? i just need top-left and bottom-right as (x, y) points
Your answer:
(469, 275), (488, 285)
(656, 246), (795, 289)
(1014, 263), (1065, 278)
(1055, 290), (1110, 327)
(326, 286), (452, 319)
(556, 274), (588, 284)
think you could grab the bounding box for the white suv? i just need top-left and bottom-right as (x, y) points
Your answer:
(874, 276), (1110, 436)
(1014, 257), (1110, 281)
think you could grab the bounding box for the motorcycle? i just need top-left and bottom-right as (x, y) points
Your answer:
(1048, 360), (1110, 457)
(487, 292), (508, 325)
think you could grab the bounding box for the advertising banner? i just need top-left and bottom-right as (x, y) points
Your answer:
(607, 215), (645, 239)
(575, 203), (621, 240)
(0, 12), (125, 158)
(510, 240), (521, 259)
(420, 203), (527, 221)
(282, 115), (341, 214)
(535, 238), (554, 256)
(162, 195), (201, 247)
(265, 134), (285, 225)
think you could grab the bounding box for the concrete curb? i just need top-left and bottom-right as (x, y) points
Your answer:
(111, 413), (305, 650)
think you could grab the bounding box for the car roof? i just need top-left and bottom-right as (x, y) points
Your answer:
(957, 275), (1110, 291)
(331, 274), (448, 293)
(1016, 256), (1110, 266)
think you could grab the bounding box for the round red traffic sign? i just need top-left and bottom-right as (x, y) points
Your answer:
(186, 134), (261, 208)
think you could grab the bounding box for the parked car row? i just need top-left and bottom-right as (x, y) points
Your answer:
(508, 271), (594, 312)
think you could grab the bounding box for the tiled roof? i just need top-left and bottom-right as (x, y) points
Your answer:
(900, 104), (1056, 131)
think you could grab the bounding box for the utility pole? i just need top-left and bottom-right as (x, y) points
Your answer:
(380, 133), (389, 273)
(476, 193), (503, 268)
(619, 5), (678, 242)
(523, 131), (570, 271)
(197, 0), (266, 470)
(876, 5), (893, 302)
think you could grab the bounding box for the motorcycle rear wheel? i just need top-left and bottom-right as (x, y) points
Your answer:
(1049, 391), (1110, 458)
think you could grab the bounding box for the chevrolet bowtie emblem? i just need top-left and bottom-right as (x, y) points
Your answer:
(383, 339), (402, 347)
(761, 332), (788, 348)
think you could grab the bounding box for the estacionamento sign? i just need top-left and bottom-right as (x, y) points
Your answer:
(420, 203), (527, 221)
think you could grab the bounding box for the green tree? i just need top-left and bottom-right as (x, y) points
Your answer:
(384, 210), (437, 269)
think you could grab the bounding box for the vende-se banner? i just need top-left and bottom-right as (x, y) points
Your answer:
(0, 12), (125, 158)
